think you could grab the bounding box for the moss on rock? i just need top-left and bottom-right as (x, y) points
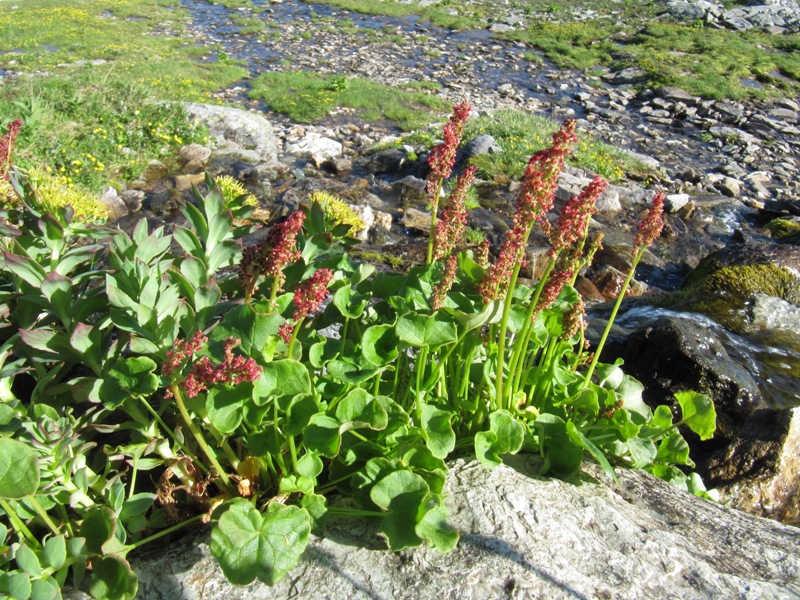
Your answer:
(765, 217), (800, 241)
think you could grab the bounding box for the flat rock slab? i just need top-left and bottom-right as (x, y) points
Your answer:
(68, 457), (800, 599)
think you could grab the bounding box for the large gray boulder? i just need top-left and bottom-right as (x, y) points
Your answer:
(69, 457), (800, 599)
(183, 103), (278, 163)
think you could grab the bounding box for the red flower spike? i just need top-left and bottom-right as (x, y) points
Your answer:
(278, 322), (294, 343)
(427, 99), (472, 189)
(432, 254), (459, 310)
(534, 266), (574, 314)
(292, 268), (334, 322)
(550, 175), (607, 257)
(432, 166), (478, 261)
(477, 120), (579, 303)
(633, 192), (665, 255)
(0, 119), (23, 180)
(238, 210), (306, 295)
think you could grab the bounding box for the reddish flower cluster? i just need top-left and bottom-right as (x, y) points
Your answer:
(426, 100), (471, 194)
(633, 192), (665, 255)
(0, 119), (23, 180)
(549, 175), (607, 257)
(292, 268), (333, 322)
(164, 334), (262, 399)
(476, 238), (491, 268)
(432, 166), (477, 261)
(278, 322), (294, 343)
(163, 331), (207, 378)
(432, 254), (459, 310)
(238, 210), (305, 298)
(561, 296), (586, 340)
(477, 120), (579, 303)
(534, 266), (574, 314)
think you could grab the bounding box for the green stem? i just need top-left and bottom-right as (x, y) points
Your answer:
(494, 261), (524, 411)
(426, 180), (444, 265)
(0, 499), (39, 549)
(170, 384), (232, 493)
(140, 397), (208, 474)
(26, 495), (60, 536)
(287, 436), (300, 475)
(123, 514), (204, 555)
(268, 275), (282, 310)
(55, 503), (74, 537)
(287, 317), (303, 358)
(582, 247), (644, 388)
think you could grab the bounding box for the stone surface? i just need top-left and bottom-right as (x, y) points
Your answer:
(184, 103), (278, 163)
(284, 133), (343, 160)
(66, 457), (800, 599)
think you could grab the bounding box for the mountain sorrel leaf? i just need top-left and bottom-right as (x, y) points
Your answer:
(256, 360), (311, 403)
(396, 313), (458, 349)
(370, 470), (429, 550)
(656, 431), (693, 467)
(210, 499), (311, 585)
(534, 414), (583, 476)
(0, 438), (39, 498)
(420, 403), (456, 459)
(80, 507), (116, 555)
(416, 504), (459, 552)
(206, 385), (250, 435)
(361, 324), (399, 367)
(675, 391), (717, 441)
(474, 409), (526, 468)
(88, 556), (138, 600)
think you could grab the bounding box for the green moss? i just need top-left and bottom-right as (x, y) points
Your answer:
(354, 250), (405, 271)
(765, 218), (800, 240)
(675, 262), (800, 329)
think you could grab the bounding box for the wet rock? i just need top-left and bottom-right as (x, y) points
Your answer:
(708, 125), (761, 146)
(701, 407), (800, 526)
(208, 147), (262, 172)
(362, 148), (411, 175)
(120, 190), (145, 213)
(715, 176), (742, 198)
(612, 316), (765, 440)
(750, 293), (800, 331)
(321, 156), (353, 176)
(178, 143), (211, 167)
(184, 103), (278, 162)
(391, 175), (428, 207)
(67, 457), (800, 600)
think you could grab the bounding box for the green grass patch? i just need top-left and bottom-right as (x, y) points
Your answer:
(0, 0), (248, 191)
(463, 110), (653, 183)
(249, 71), (451, 130)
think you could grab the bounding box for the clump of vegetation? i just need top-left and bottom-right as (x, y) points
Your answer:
(765, 217), (800, 240)
(249, 71), (450, 130)
(307, 190), (366, 237)
(0, 105), (716, 598)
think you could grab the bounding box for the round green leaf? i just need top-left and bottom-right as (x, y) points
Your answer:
(370, 470), (429, 551)
(100, 357), (159, 408)
(88, 556), (138, 600)
(0, 438), (40, 499)
(210, 499), (311, 586)
(421, 404), (455, 459)
(396, 314), (458, 349)
(80, 507), (116, 555)
(675, 391), (717, 441)
(361, 324), (398, 367)
(255, 360), (311, 404)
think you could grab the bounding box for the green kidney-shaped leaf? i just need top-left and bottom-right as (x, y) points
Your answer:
(286, 394), (322, 436)
(206, 385), (249, 435)
(88, 556), (138, 600)
(0, 438), (40, 498)
(675, 391), (716, 441)
(210, 499), (311, 586)
(302, 414), (342, 458)
(396, 314), (458, 349)
(626, 437), (658, 469)
(534, 414), (583, 477)
(80, 507), (116, 555)
(656, 431), (693, 467)
(477, 410), (526, 469)
(361, 324), (399, 367)
(416, 504), (458, 552)
(370, 470), (429, 551)
(255, 360), (311, 404)
(420, 403), (455, 459)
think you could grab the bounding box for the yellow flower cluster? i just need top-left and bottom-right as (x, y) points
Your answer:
(24, 168), (108, 223)
(308, 190), (365, 237)
(215, 175), (258, 208)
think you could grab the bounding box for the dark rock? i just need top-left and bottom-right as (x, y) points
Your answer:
(612, 316), (765, 440)
(363, 148), (411, 175)
(700, 407), (800, 526)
